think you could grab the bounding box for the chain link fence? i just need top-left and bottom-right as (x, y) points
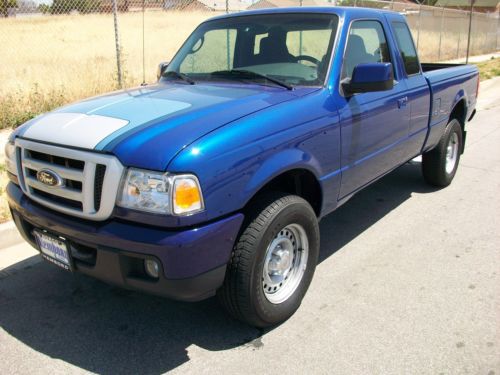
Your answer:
(0, 0), (498, 129)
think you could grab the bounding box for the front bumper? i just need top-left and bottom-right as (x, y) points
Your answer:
(7, 182), (243, 302)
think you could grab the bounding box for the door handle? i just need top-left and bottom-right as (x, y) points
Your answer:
(397, 96), (408, 109)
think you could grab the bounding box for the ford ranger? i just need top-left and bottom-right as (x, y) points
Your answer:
(5, 7), (479, 327)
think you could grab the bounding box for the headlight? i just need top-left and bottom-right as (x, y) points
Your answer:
(117, 169), (204, 216)
(4, 141), (17, 176)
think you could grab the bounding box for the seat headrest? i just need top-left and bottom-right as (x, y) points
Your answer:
(346, 34), (368, 55)
(259, 27), (289, 56)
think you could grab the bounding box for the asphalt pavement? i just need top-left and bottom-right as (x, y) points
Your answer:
(0, 79), (499, 374)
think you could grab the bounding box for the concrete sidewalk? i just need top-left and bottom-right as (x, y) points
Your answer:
(0, 243), (39, 273)
(444, 51), (500, 64)
(0, 221), (22, 249)
(0, 221), (32, 271)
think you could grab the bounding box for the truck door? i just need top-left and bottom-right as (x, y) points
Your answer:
(338, 19), (411, 199)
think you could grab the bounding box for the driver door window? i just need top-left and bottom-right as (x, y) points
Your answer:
(342, 20), (392, 80)
(180, 29), (236, 74)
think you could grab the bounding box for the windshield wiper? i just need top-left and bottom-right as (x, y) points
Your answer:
(162, 70), (195, 85)
(211, 69), (293, 90)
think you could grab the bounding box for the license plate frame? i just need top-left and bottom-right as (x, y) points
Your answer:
(33, 229), (73, 272)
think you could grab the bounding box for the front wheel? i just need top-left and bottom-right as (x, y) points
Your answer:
(422, 118), (463, 187)
(218, 193), (320, 327)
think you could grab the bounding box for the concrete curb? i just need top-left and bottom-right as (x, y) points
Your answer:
(0, 220), (23, 250)
(481, 76), (500, 90)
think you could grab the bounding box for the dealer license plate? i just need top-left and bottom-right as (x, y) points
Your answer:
(33, 230), (73, 271)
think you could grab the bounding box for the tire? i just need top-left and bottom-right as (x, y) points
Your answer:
(422, 118), (463, 187)
(218, 193), (320, 328)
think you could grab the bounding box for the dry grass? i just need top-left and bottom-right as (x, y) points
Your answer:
(1, 9), (498, 129)
(0, 11), (215, 129)
(476, 57), (500, 81)
(1, 10), (497, 129)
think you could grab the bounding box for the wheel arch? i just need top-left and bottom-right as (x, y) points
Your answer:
(449, 97), (467, 153)
(242, 153), (323, 217)
(450, 98), (467, 128)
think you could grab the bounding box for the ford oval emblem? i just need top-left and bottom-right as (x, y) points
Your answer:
(36, 169), (63, 187)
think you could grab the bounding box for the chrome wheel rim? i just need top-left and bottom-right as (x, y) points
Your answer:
(445, 132), (459, 174)
(262, 223), (309, 304)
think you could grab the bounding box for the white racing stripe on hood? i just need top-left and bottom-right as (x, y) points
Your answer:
(21, 113), (129, 149)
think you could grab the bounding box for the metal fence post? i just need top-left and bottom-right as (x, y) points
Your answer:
(416, 4), (422, 51)
(299, 0), (303, 55)
(456, 16), (461, 59)
(141, 0), (146, 85)
(112, 0), (123, 88)
(226, 30), (231, 70)
(437, 7), (444, 61)
(497, 15), (500, 51)
(225, 0), (228, 14)
(465, 0), (475, 63)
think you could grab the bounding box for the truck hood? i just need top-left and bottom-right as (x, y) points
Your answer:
(15, 82), (311, 170)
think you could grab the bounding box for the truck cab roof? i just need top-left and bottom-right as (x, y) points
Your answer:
(208, 6), (404, 22)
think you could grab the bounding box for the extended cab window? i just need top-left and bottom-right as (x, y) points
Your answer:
(342, 20), (392, 80)
(392, 22), (420, 75)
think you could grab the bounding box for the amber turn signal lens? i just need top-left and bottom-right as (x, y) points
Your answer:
(173, 177), (203, 215)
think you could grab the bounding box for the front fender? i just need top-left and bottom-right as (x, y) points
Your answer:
(167, 89), (340, 226)
(241, 148), (323, 206)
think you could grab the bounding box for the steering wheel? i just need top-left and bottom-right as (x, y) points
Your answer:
(295, 55), (321, 66)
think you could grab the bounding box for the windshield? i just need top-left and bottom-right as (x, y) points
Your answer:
(165, 13), (339, 87)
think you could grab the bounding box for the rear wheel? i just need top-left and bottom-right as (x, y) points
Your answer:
(422, 119), (463, 187)
(218, 193), (320, 327)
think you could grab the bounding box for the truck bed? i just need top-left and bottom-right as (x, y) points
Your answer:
(421, 62), (465, 72)
(422, 63), (479, 153)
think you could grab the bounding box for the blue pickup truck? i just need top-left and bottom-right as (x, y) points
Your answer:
(5, 7), (478, 327)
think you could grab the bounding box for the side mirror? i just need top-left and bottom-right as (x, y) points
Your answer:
(157, 61), (169, 82)
(342, 63), (394, 96)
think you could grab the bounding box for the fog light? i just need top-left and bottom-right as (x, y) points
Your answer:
(144, 259), (159, 279)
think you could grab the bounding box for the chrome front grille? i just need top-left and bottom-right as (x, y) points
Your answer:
(23, 150), (85, 210)
(15, 138), (124, 221)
